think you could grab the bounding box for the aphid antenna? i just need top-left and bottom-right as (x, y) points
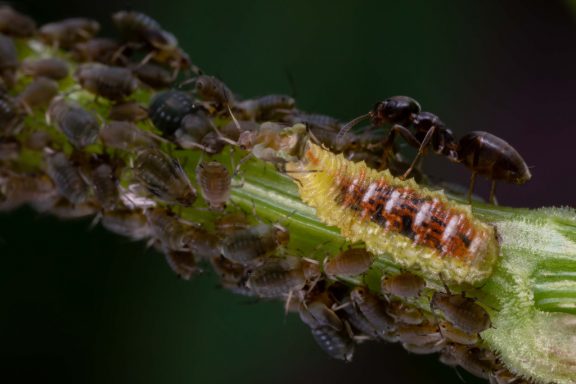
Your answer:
(336, 113), (371, 144)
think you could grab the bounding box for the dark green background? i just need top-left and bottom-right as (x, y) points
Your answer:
(2, 1), (575, 383)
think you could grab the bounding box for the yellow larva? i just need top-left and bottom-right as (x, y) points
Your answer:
(286, 143), (499, 285)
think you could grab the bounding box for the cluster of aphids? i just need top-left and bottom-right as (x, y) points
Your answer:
(0, 6), (531, 384)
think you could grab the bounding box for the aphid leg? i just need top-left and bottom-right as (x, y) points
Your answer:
(467, 171), (477, 204)
(489, 180), (498, 205)
(401, 125), (437, 180)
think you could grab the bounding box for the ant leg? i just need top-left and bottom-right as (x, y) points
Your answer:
(467, 172), (477, 204)
(401, 126), (437, 179)
(489, 181), (498, 205)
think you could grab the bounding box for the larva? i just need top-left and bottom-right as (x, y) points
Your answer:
(286, 143), (499, 285)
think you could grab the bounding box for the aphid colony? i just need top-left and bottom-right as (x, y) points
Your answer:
(0, 6), (531, 384)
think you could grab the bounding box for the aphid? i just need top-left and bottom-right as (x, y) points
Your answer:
(287, 112), (343, 152)
(148, 90), (197, 136)
(349, 287), (395, 334)
(402, 341), (446, 355)
(0, 93), (22, 136)
(214, 211), (251, 235)
(39, 18), (100, 49)
(76, 63), (139, 101)
(443, 344), (496, 379)
(209, 255), (253, 296)
(336, 95), (421, 143)
(0, 137), (20, 160)
(199, 131), (226, 155)
(72, 38), (124, 64)
(132, 62), (175, 89)
(100, 209), (151, 241)
(381, 271), (425, 299)
(45, 152), (89, 205)
(162, 248), (200, 280)
(0, 33), (18, 88)
(173, 111), (213, 149)
(286, 142), (499, 285)
(196, 160), (231, 211)
(457, 131), (531, 204)
(430, 291), (491, 334)
(133, 148), (196, 206)
(489, 367), (527, 384)
(193, 75), (234, 107)
(112, 10), (175, 48)
(386, 300), (425, 325)
(99, 120), (159, 150)
(21, 58), (69, 81)
(47, 98), (100, 149)
(220, 223), (289, 265)
(108, 101), (148, 122)
(310, 325), (355, 362)
(17, 77), (59, 112)
(246, 259), (307, 298)
(88, 160), (119, 210)
(46, 198), (98, 219)
(0, 170), (56, 210)
(335, 296), (381, 340)
(439, 320), (479, 345)
(396, 322), (442, 346)
(235, 94), (295, 121)
(0, 6), (36, 37)
(299, 297), (344, 331)
(323, 247), (373, 278)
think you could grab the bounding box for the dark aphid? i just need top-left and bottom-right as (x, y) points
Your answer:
(381, 271), (426, 299)
(209, 255), (253, 296)
(235, 94), (295, 121)
(173, 111), (213, 149)
(45, 152), (89, 205)
(76, 63), (139, 101)
(88, 160), (119, 210)
(430, 291), (491, 334)
(386, 300), (425, 325)
(100, 209), (151, 241)
(0, 137), (20, 160)
(21, 58), (69, 81)
(0, 6), (36, 37)
(162, 248), (200, 280)
(133, 148), (196, 206)
(246, 259), (307, 298)
(72, 38), (124, 64)
(17, 77), (59, 112)
(199, 131), (226, 154)
(310, 325), (355, 362)
(0, 33), (18, 88)
(336, 95), (421, 143)
(335, 296), (381, 340)
(108, 101), (148, 122)
(349, 286), (395, 334)
(99, 120), (159, 150)
(299, 297), (344, 331)
(132, 62), (175, 89)
(402, 341), (446, 355)
(396, 322), (443, 346)
(323, 247), (373, 277)
(457, 131), (531, 204)
(444, 344), (496, 379)
(0, 170), (56, 210)
(193, 75), (234, 107)
(149, 90), (196, 136)
(39, 18), (100, 49)
(196, 160), (231, 211)
(220, 223), (289, 265)
(218, 119), (259, 143)
(47, 97), (100, 149)
(112, 10), (173, 47)
(439, 320), (479, 345)
(0, 93), (23, 136)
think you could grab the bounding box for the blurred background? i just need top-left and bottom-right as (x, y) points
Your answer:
(2, 0), (576, 383)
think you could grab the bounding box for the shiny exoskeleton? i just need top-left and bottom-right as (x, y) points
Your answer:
(21, 58), (69, 81)
(196, 160), (231, 211)
(148, 90), (196, 136)
(76, 63), (139, 101)
(310, 325), (355, 362)
(47, 98), (100, 149)
(133, 148), (196, 206)
(457, 131), (531, 204)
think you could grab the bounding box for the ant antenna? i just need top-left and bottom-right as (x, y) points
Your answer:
(336, 113), (370, 144)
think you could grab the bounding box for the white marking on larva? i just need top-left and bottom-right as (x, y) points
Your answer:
(414, 202), (431, 227)
(347, 177), (360, 195)
(468, 235), (483, 256)
(442, 214), (462, 242)
(362, 182), (378, 203)
(385, 190), (401, 213)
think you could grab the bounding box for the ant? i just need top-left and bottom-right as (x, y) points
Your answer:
(338, 96), (531, 204)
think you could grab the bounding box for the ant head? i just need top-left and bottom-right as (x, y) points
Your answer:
(372, 96), (421, 126)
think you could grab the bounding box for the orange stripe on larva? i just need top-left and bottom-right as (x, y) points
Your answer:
(286, 143), (499, 285)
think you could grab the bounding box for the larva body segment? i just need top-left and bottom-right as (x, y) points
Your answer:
(286, 143), (499, 285)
